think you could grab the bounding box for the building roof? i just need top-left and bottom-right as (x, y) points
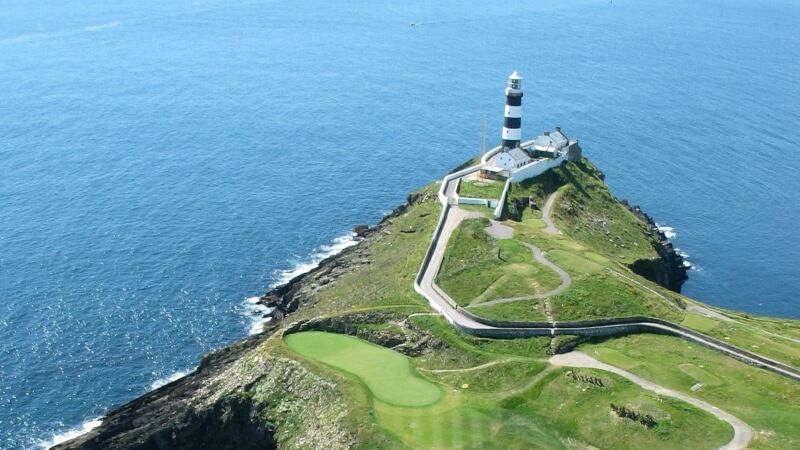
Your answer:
(532, 128), (570, 151)
(509, 70), (522, 80)
(507, 147), (530, 162)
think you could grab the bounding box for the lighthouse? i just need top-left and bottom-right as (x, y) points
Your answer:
(501, 71), (523, 149)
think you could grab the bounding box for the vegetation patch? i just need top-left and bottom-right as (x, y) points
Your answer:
(583, 334), (800, 450)
(467, 299), (548, 322)
(437, 218), (561, 305)
(551, 273), (683, 321)
(285, 331), (443, 407)
(457, 179), (506, 199)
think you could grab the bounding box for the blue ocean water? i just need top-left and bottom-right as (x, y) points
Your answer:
(1, 0), (798, 447)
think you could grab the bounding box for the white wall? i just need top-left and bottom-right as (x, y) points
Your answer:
(509, 154), (566, 182)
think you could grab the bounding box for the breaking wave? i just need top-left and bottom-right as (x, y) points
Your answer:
(242, 233), (360, 335)
(149, 368), (193, 390)
(37, 418), (102, 449)
(656, 224), (677, 240)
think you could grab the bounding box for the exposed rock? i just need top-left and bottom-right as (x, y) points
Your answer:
(623, 201), (689, 292)
(352, 224), (370, 237)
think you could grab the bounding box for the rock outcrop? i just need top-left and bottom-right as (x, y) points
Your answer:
(622, 200), (689, 292)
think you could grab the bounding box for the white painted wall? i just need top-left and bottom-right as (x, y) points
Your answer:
(509, 154), (567, 182)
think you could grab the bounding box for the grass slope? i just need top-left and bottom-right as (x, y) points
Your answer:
(437, 218), (561, 306)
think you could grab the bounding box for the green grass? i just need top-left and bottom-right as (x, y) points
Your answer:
(551, 273), (684, 321)
(500, 367), (733, 450)
(466, 299), (549, 322)
(285, 331), (443, 407)
(682, 313), (719, 332)
(291, 185), (442, 321)
(509, 159), (660, 263)
(437, 219), (562, 306)
(582, 334), (800, 450)
(427, 360), (548, 393)
(263, 158), (800, 448)
(457, 178), (506, 199)
(286, 328), (734, 450)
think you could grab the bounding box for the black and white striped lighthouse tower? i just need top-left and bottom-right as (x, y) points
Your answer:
(501, 70), (523, 149)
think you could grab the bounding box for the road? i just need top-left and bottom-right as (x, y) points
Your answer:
(551, 352), (753, 450)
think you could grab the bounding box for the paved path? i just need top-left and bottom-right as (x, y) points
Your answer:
(550, 351), (753, 450)
(541, 191), (561, 235)
(414, 165), (800, 381)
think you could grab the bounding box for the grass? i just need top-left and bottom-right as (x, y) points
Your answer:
(682, 313), (719, 332)
(285, 331), (443, 407)
(551, 273), (684, 321)
(466, 299), (549, 322)
(582, 334), (800, 450)
(457, 178), (506, 199)
(285, 328), (735, 450)
(437, 218), (561, 306)
(261, 158), (800, 448)
(500, 367), (733, 450)
(290, 184), (441, 322)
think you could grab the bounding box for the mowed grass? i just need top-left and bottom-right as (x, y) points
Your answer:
(285, 331), (442, 407)
(457, 178), (506, 199)
(582, 334), (800, 450)
(467, 298), (549, 322)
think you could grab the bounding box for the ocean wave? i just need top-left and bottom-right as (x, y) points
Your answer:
(242, 233), (360, 335)
(37, 418), (102, 449)
(83, 21), (122, 32)
(149, 368), (192, 390)
(656, 223), (677, 240)
(243, 296), (275, 335)
(0, 21), (121, 45)
(271, 233), (359, 288)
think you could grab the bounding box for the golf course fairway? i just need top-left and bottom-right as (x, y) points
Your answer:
(285, 331), (443, 407)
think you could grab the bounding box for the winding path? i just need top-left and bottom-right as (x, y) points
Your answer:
(414, 165), (800, 382)
(550, 351), (753, 450)
(470, 241), (571, 308)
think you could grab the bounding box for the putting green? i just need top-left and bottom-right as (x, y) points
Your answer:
(285, 331), (443, 407)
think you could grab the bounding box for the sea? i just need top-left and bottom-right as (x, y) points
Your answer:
(1, 0), (798, 447)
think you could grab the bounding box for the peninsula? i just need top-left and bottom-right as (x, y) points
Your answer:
(56, 73), (800, 450)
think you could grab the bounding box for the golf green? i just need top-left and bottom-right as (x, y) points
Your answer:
(285, 331), (443, 407)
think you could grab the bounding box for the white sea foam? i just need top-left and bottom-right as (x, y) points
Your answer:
(271, 233), (359, 288)
(242, 233), (360, 335)
(244, 296), (275, 335)
(149, 368), (192, 390)
(674, 247), (695, 270)
(656, 223), (677, 240)
(83, 21), (121, 32)
(0, 21), (121, 45)
(37, 418), (102, 449)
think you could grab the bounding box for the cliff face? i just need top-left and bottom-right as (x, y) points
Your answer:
(622, 201), (689, 292)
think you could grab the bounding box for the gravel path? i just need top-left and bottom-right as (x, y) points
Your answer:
(550, 351), (753, 450)
(542, 191), (561, 235)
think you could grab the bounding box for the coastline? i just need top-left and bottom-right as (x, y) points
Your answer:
(51, 188), (428, 449)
